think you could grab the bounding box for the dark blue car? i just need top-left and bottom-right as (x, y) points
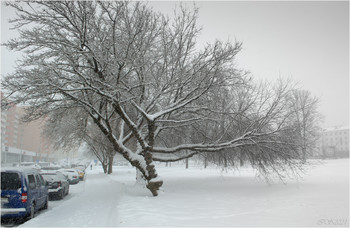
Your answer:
(1, 167), (49, 220)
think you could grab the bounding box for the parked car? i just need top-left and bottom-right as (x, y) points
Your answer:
(74, 166), (86, 181)
(59, 169), (80, 185)
(41, 172), (69, 199)
(75, 170), (85, 181)
(18, 162), (41, 170)
(41, 166), (61, 171)
(39, 162), (61, 169)
(37, 162), (51, 168)
(1, 167), (48, 220)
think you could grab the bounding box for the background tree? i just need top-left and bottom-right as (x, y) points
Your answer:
(1, 1), (315, 196)
(44, 109), (117, 174)
(287, 89), (322, 160)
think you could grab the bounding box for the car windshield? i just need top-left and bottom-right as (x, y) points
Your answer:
(1, 172), (21, 190)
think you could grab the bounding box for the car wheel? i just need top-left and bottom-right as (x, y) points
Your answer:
(59, 190), (64, 199)
(43, 197), (48, 210)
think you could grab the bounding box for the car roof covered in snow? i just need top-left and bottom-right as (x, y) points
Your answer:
(1, 167), (40, 174)
(41, 173), (62, 182)
(59, 169), (78, 172)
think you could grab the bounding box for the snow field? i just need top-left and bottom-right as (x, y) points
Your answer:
(20, 159), (349, 227)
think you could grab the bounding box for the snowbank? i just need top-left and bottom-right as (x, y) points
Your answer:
(20, 159), (349, 227)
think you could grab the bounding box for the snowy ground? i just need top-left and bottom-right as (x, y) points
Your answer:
(18, 159), (349, 227)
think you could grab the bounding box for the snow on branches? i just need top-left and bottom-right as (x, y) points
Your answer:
(1, 1), (320, 196)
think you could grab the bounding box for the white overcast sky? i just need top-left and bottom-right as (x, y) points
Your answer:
(1, 1), (349, 128)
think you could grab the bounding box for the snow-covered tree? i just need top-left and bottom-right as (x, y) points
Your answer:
(2, 1), (308, 196)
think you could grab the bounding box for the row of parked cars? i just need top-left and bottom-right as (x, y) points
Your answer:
(1, 164), (87, 221)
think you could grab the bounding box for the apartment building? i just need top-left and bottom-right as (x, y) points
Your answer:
(2, 104), (20, 148)
(1, 97), (54, 163)
(1, 106), (7, 148)
(319, 126), (349, 158)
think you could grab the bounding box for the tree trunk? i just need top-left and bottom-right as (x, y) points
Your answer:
(136, 168), (146, 185)
(143, 152), (163, 196)
(185, 158), (189, 169)
(302, 147), (306, 161)
(119, 152), (162, 196)
(102, 160), (108, 174)
(240, 157), (244, 167)
(107, 155), (113, 174)
(102, 164), (107, 173)
(204, 157), (208, 168)
(127, 152), (163, 196)
(100, 127), (163, 196)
